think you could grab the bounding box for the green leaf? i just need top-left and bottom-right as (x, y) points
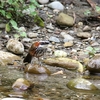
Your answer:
(84, 10), (91, 16)
(7, 0), (13, 4)
(20, 32), (27, 37)
(14, 34), (20, 38)
(95, 6), (100, 13)
(30, 0), (39, 7)
(6, 12), (12, 19)
(0, 10), (6, 16)
(34, 15), (45, 27)
(5, 23), (10, 32)
(10, 19), (18, 30)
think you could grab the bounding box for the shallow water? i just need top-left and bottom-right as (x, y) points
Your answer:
(0, 65), (100, 100)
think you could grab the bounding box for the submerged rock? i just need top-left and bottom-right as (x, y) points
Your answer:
(25, 64), (51, 75)
(67, 78), (98, 91)
(12, 78), (32, 91)
(43, 57), (84, 73)
(0, 51), (21, 66)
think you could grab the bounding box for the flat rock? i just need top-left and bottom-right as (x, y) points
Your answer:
(0, 51), (21, 66)
(27, 32), (38, 38)
(49, 36), (60, 43)
(76, 32), (91, 38)
(64, 41), (73, 47)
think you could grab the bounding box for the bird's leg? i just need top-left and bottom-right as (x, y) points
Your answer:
(37, 57), (42, 66)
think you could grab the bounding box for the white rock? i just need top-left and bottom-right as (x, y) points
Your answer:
(27, 32), (38, 38)
(1, 98), (25, 100)
(60, 32), (74, 42)
(54, 50), (67, 57)
(6, 39), (24, 54)
(38, 0), (49, 4)
(48, 1), (64, 11)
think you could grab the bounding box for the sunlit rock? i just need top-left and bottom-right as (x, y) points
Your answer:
(43, 57), (84, 73)
(25, 64), (51, 75)
(54, 50), (67, 57)
(87, 55), (100, 74)
(67, 78), (98, 91)
(56, 13), (74, 26)
(0, 51), (21, 66)
(6, 39), (24, 54)
(12, 78), (32, 91)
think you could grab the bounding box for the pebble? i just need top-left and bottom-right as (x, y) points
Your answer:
(54, 50), (67, 57)
(60, 31), (74, 42)
(83, 25), (91, 31)
(22, 38), (31, 43)
(76, 32), (91, 38)
(48, 1), (64, 11)
(96, 26), (100, 31)
(63, 41), (73, 47)
(38, 0), (49, 4)
(46, 23), (54, 30)
(0, 23), (6, 28)
(27, 32), (38, 38)
(6, 39), (24, 54)
(49, 36), (60, 43)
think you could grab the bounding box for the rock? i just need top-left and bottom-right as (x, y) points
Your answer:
(56, 13), (74, 26)
(48, 1), (64, 11)
(49, 36), (60, 43)
(76, 32), (91, 38)
(44, 57), (84, 73)
(46, 23), (54, 30)
(25, 64), (51, 75)
(6, 39), (24, 54)
(18, 26), (26, 32)
(67, 78), (98, 91)
(60, 32), (74, 42)
(1, 98), (25, 100)
(83, 25), (91, 31)
(12, 78), (32, 91)
(38, 0), (49, 4)
(22, 38), (31, 43)
(87, 55), (100, 74)
(0, 23), (6, 28)
(96, 26), (100, 31)
(0, 51), (21, 66)
(54, 50), (67, 57)
(63, 41), (73, 47)
(27, 32), (38, 38)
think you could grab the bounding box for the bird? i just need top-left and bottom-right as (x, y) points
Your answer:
(23, 41), (49, 64)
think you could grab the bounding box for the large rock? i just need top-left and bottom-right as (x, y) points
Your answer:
(56, 13), (74, 26)
(6, 39), (24, 54)
(38, 0), (49, 4)
(0, 51), (21, 66)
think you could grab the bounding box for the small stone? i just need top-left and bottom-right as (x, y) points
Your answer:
(54, 50), (67, 57)
(27, 32), (38, 38)
(48, 1), (64, 11)
(56, 13), (74, 26)
(1, 98), (25, 100)
(76, 32), (91, 38)
(6, 39), (24, 54)
(0, 23), (6, 28)
(83, 25), (91, 31)
(96, 26), (100, 31)
(46, 23), (54, 30)
(60, 32), (74, 42)
(49, 36), (60, 43)
(64, 41), (73, 47)
(22, 38), (31, 43)
(77, 22), (83, 27)
(38, 0), (49, 4)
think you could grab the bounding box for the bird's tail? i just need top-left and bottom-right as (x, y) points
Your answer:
(23, 53), (32, 63)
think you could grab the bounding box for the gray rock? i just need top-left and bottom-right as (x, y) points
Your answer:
(60, 32), (74, 42)
(77, 32), (91, 38)
(56, 13), (74, 26)
(27, 32), (38, 38)
(6, 39), (24, 54)
(48, 1), (64, 11)
(49, 36), (60, 42)
(38, 0), (49, 4)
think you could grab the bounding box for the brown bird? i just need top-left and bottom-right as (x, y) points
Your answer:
(23, 41), (49, 63)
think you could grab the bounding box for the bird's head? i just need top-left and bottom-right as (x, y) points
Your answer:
(33, 41), (49, 47)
